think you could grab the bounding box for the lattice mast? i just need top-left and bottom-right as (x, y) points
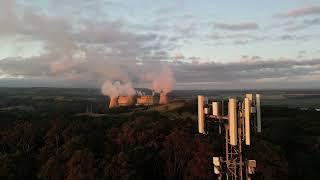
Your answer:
(198, 94), (261, 180)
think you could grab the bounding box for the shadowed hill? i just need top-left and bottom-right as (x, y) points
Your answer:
(0, 98), (319, 179)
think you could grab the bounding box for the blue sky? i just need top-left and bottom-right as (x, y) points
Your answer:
(0, 0), (320, 89)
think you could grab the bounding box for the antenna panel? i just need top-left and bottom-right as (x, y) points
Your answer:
(213, 157), (221, 174)
(212, 102), (220, 116)
(246, 93), (253, 101)
(245, 97), (251, 145)
(256, 94), (261, 133)
(198, 95), (205, 134)
(228, 98), (237, 145)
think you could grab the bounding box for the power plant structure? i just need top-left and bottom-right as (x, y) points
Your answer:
(159, 91), (168, 105)
(109, 96), (119, 108)
(136, 95), (156, 106)
(118, 96), (134, 106)
(108, 91), (169, 108)
(198, 94), (261, 180)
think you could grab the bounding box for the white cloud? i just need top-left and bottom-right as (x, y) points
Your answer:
(0, 0), (320, 89)
(276, 5), (320, 18)
(214, 22), (259, 31)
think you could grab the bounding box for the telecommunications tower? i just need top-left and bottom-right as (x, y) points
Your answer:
(197, 94), (261, 180)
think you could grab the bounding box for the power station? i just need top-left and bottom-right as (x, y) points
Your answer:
(108, 91), (168, 108)
(198, 94), (261, 180)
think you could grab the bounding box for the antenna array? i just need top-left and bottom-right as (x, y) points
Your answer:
(198, 94), (261, 180)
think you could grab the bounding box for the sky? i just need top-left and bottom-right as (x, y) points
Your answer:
(0, 0), (320, 89)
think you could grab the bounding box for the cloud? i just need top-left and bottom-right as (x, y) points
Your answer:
(174, 52), (185, 60)
(297, 50), (307, 58)
(1, 0), (320, 89)
(214, 22), (259, 31)
(278, 34), (310, 41)
(210, 33), (252, 40)
(1, 55), (320, 89)
(0, 0), (172, 90)
(276, 5), (320, 18)
(283, 18), (320, 31)
(303, 17), (320, 25)
(172, 58), (320, 88)
(208, 33), (266, 45)
(233, 40), (249, 45)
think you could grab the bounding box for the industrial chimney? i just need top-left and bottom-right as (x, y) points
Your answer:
(109, 96), (119, 108)
(159, 90), (168, 104)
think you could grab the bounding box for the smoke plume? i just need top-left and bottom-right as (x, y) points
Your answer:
(101, 80), (136, 97)
(141, 66), (176, 94)
(101, 80), (136, 108)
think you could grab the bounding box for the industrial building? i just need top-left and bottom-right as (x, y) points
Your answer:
(136, 95), (155, 106)
(108, 91), (169, 108)
(118, 96), (134, 106)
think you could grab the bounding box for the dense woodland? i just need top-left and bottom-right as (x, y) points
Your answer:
(0, 88), (319, 179)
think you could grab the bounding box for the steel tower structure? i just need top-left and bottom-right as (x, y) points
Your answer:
(198, 94), (261, 180)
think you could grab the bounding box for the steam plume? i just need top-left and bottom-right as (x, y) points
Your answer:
(151, 67), (175, 94)
(141, 66), (176, 94)
(139, 66), (175, 104)
(101, 80), (136, 108)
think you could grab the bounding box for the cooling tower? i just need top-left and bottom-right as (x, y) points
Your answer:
(109, 96), (119, 108)
(136, 95), (155, 106)
(118, 96), (134, 106)
(159, 91), (168, 104)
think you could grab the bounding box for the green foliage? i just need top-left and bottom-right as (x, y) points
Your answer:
(0, 88), (319, 179)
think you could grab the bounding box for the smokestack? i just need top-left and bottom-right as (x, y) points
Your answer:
(109, 96), (118, 108)
(159, 90), (168, 104)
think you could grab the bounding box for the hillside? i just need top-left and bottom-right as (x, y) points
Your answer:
(0, 88), (319, 179)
